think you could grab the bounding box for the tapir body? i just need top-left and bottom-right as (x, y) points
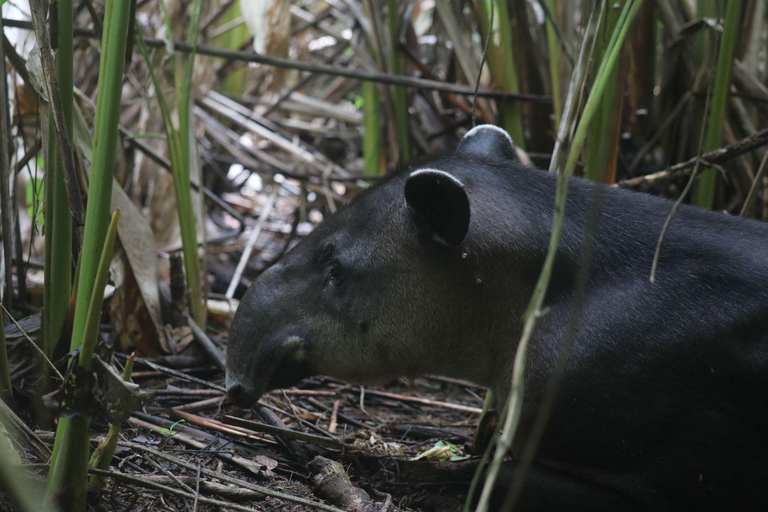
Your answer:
(226, 126), (768, 511)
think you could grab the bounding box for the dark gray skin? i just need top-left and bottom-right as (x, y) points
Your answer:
(226, 126), (768, 511)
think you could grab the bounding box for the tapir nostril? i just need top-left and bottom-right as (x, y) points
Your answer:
(226, 383), (253, 408)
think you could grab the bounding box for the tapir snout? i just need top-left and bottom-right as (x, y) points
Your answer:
(226, 262), (314, 407)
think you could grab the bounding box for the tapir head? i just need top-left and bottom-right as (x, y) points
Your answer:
(226, 126), (518, 407)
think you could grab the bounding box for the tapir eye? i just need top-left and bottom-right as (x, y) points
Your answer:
(317, 244), (335, 267)
(327, 263), (344, 286)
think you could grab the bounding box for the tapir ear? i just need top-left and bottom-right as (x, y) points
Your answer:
(404, 168), (470, 247)
(457, 124), (517, 161)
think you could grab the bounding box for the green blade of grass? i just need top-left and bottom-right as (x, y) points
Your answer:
(0, 15), (13, 406)
(495, 0), (525, 149)
(178, 0), (206, 328)
(387, 0), (410, 162)
(149, 0), (206, 328)
(476, 0), (526, 150)
(0, 15), (13, 311)
(79, 210), (120, 368)
(695, 0), (742, 209)
(564, 0), (642, 177)
(545, 0), (563, 127)
(586, 2), (627, 184)
(43, 0), (74, 370)
(46, 211), (121, 509)
(214, 3), (251, 95)
(67, 4), (131, 360)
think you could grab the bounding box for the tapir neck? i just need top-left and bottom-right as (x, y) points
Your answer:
(440, 162), (768, 397)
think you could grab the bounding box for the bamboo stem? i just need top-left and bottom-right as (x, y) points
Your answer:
(46, 0), (133, 506)
(695, 0), (742, 209)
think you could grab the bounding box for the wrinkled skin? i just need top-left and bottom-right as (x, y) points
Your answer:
(226, 126), (768, 511)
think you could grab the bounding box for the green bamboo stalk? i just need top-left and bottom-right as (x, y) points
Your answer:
(495, 0), (525, 149)
(67, 5), (128, 360)
(46, 0), (132, 505)
(216, 3), (251, 95)
(0, 15), (13, 312)
(0, 15), (13, 406)
(564, 0), (641, 177)
(42, 117), (57, 361)
(695, 0), (717, 65)
(387, 0), (410, 162)
(695, 0), (741, 209)
(687, 0), (716, 192)
(585, 3), (613, 180)
(46, 211), (121, 509)
(43, 0), (74, 363)
(476, 0), (526, 150)
(362, 81), (382, 176)
(156, 0), (206, 328)
(585, 2), (625, 183)
(80, 211), (120, 368)
(545, 0), (562, 128)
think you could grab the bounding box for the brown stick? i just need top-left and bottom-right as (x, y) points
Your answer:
(359, 388), (483, 415)
(617, 128), (768, 190)
(2, 18), (552, 102)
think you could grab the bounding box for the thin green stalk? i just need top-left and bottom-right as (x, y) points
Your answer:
(476, 0), (526, 150)
(80, 211), (120, 368)
(43, 0), (74, 363)
(362, 81), (381, 176)
(0, 15), (13, 312)
(586, 2), (625, 183)
(215, 3), (251, 95)
(564, 0), (642, 178)
(57, 0), (74, 146)
(155, 0), (206, 328)
(688, 0), (716, 194)
(0, 16), (13, 407)
(67, 4), (129, 359)
(695, 0), (741, 209)
(43, 123), (72, 361)
(545, 0), (562, 128)
(695, 0), (717, 65)
(387, 0), (410, 161)
(495, 0), (525, 149)
(46, 212), (121, 510)
(46, 0), (132, 506)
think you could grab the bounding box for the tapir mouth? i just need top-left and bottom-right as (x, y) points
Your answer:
(265, 343), (314, 392)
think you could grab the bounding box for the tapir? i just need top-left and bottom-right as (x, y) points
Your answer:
(226, 125), (768, 511)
